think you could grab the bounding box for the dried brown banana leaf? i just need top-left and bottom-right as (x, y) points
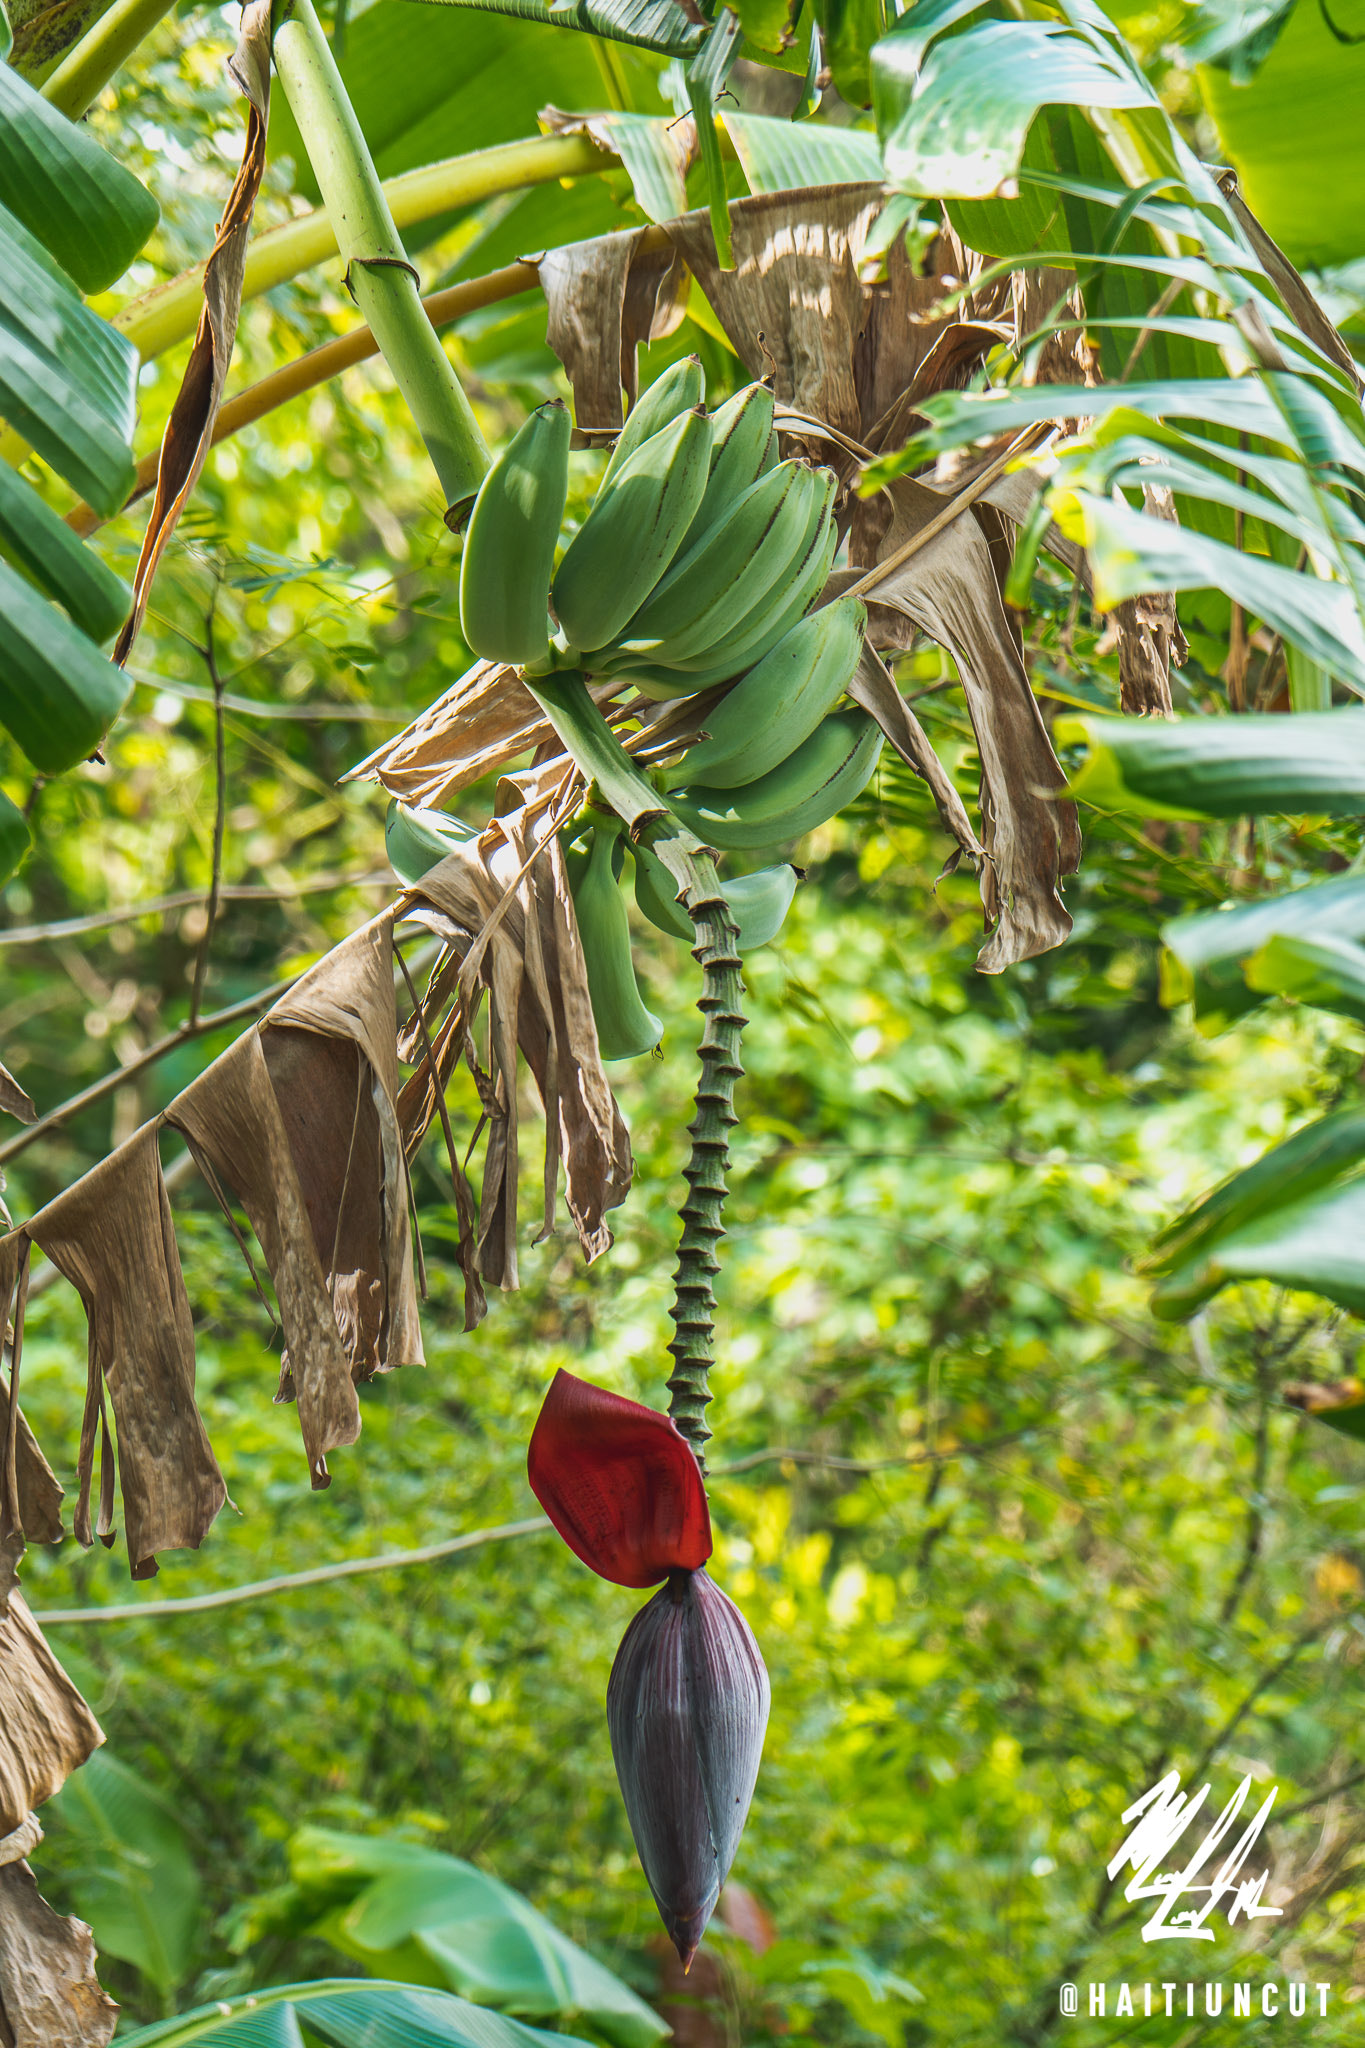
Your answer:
(25, 1124), (225, 1578)
(166, 1030), (361, 1489)
(0, 1816), (117, 2048)
(0, 1592), (103, 1835)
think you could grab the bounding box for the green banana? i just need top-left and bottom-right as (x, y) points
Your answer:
(598, 356), (705, 493)
(385, 799), (480, 885)
(612, 493), (840, 702)
(678, 382), (777, 546)
(458, 399), (569, 667)
(666, 469), (838, 677)
(632, 841), (799, 949)
(570, 821), (663, 1060)
(611, 461), (813, 666)
(668, 708), (884, 852)
(553, 406), (712, 655)
(670, 593), (867, 791)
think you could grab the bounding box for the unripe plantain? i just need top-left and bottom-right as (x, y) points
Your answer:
(678, 381), (777, 546)
(633, 842), (799, 950)
(569, 821), (663, 1060)
(670, 594), (867, 791)
(611, 461), (813, 666)
(385, 800), (480, 884)
(669, 708), (884, 851)
(458, 399), (569, 666)
(599, 355), (705, 492)
(553, 407), (712, 655)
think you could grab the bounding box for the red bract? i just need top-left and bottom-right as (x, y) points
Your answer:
(526, 1368), (713, 1588)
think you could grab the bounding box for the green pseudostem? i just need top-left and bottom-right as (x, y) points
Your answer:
(524, 670), (744, 1470)
(270, 0), (491, 522)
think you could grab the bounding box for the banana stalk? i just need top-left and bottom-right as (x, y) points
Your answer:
(270, 0), (490, 522)
(522, 669), (742, 1465)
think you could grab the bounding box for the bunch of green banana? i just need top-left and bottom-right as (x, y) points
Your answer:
(669, 709), (885, 853)
(568, 819), (664, 1062)
(632, 842), (799, 952)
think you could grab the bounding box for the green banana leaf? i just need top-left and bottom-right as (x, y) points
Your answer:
(0, 452), (128, 644)
(49, 1750), (201, 1999)
(721, 110), (882, 192)
(1162, 872), (1365, 1024)
(815, 0), (887, 106)
(0, 788), (31, 886)
(870, 0), (1149, 199)
(116, 1980), (590, 2047)
(0, 557), (131, 774)
(1055, 489), (1365, 687)
(1147, 1157), (1365, 1320)
(0, 58), (157, 293)
(1199, 0), (1365, 267)
(1059, 709), (1365, 821)
(1140, 1107), (1365, 1320)
(0, 202), (137, 514)
(1244, 930), (1365, 1021)
(733, 0), (798, 56)
(285, 1828), (666, 2048)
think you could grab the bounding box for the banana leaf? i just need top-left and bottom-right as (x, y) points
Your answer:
(49, 1750), (201, 1999)
(721, 111), (882, 192)
(1059, 709), (1365, 821)
(1162, 872), (1365, 1024)
(284, 1828), (666, 2048)
(0, 58), (157, 293)
(116, 1980), (590, 2046)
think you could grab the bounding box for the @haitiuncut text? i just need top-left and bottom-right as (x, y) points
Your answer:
(1058, 1981), (1330, 2019)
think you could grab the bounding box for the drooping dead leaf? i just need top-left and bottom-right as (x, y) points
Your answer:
(0, 1592), (103, 1837)
(0, 1233), (64, 1551)
(539, 223), (690, 437)
(848, 643), (983, 867)
(1012, 265), (1094, 394)
(401, 813), (631, 1277)
(850, 477), (1080, 970)
(261, 914), (423, 1379)
(23, 1124), (225, 1578)
(0, 1069), (33, 1129)
(113, 0), (272, 665)
(166, 1030), (361, 1489)
(667, 186), (886, 442)
(0, 1820), (117, 2048)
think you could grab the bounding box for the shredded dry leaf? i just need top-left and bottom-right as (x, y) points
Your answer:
(0, 1593), (103, 1838)
(114, 0), (272, 664)
(261, 914), (424, 1380)
(167, 1030), (362, 1489)
(0, 1069), (34, 1129)
(539, 225), (689, 437)
(22, 1124), (226, 1578)
(0, 1816), (117, 2048)
(849, 478), (1080, 971)
(667, 185), (886, 441)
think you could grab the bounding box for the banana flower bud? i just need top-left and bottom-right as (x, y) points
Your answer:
(527, 1370), (770, 1966)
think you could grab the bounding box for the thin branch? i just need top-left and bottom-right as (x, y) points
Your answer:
(31, 1516), (555, 1624)
(0, 975), (298, 1169)
(0, 871), (391, 948)
(1187, 1619), (1332, 1785)
(127, 671), (410, 722)
(188, 600), (228, 1028)
(715, 1428), (1050, 1474)
(1220, 1362), (1271, 1626)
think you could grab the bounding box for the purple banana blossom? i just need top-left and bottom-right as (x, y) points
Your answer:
(607, 1565), (771, 1969)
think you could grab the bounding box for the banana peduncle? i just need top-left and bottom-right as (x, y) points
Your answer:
(661, 848), (746, 1470)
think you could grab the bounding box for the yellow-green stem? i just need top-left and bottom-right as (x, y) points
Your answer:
(271, 0), (490, 517)
(41, 0), (178, 118)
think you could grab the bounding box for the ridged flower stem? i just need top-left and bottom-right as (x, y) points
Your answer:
(663, 852), (745, 1470)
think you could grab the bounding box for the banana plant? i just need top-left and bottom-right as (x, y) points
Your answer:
(115, 1980), (591, 2046)
(0, 15), (155, 875)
